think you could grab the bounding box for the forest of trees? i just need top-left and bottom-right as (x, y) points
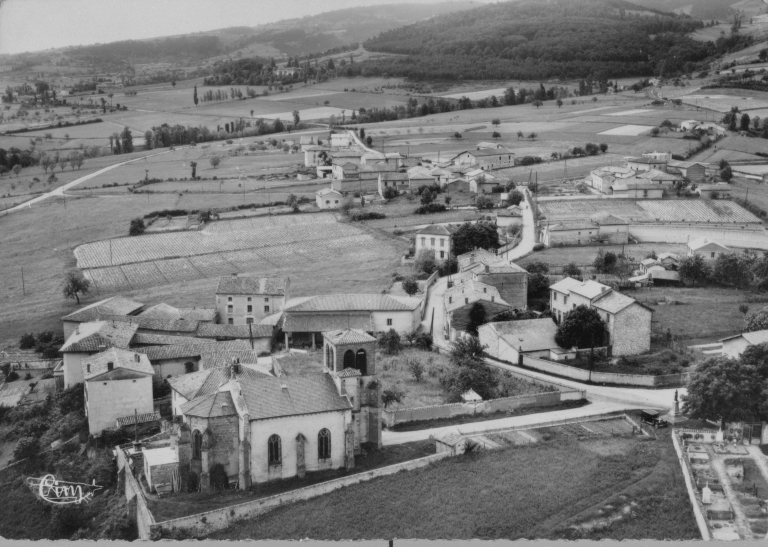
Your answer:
(356, 0), (720, 81)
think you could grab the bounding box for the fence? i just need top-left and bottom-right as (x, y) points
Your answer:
(519, 355), (690, 387)
(150, 451), (452, 538)
(382, 388), (581, 427)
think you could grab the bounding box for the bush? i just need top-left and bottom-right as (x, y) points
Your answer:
(382, 386), (405, 409)
(7, 370), (19, 381)
(13, 436), (40, 461)
(405, 357), (425, 382)
(349, 211), (385, 221)
(19, 333), (36, 349)
(378, 329), (401, 355)
(533, 243), (545, 251)
(382, 186), (398, 200)
(414, 203), (447, 214)
(408, 331), (433, 351)
(129, 217), (145, 236)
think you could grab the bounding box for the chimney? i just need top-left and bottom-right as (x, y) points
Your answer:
(470, 252), (476, 264)
(75, 325), (80, 335)
(281, 384), (288, 390)
(107, 362), (114, 371)
(601, 286), (608, 293)
(98, 343), (106, 351)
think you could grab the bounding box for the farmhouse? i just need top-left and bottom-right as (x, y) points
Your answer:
(59, 320), (138, 388)
(415, 225), (452, 261)
(476, 142), (506, 150)
(626, 156), (667, 172)
(82, 348), (154, 434)
(215, 274), (289, 325)
(642, 151), (673, 162)
(687, 238), (729, 261)
(330, 133), (353, 147)
(444, 280), (513, 341)
(378, 172), (410, 197)
(281, 294), (422, 349)
(549, 277), (652, 356)
(467, 170), (497, 193)
(61, 296), (144, 339)
(680, 120), (700, 131)
(716, 330), (768, 359)
(457, 249), (528, 309)
(332, 161), (360, 180)
(696, 183), (732, 199)
(452, 148), (514, 171)
(479, 319), (563, 363)
(139, 303), (216, 323)
(610, 181), (665, 199)
(541, 220), (597, 247)
(667, 160), (707, 182)
(316, 187), (343, 209)
(304, 145), (329, 167)
(637, 169), (683, 186)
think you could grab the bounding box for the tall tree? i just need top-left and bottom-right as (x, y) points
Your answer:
(678, 254), (710, 286)
(555, 306), (605, 349)
(193, 85), (198, 106)
(62, 271), (91, 305)
(451, 221), (500, 256)
(120, 126), (134, 153)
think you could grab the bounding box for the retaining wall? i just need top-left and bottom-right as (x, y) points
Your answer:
(671, 431), (712, 540)
(117, 447), (156, 540)
(629, 224), (768, 250)
(151, 451), (452, 538)
(520, 356), (689, 387)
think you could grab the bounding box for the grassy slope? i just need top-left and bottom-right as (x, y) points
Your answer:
(207, 430), (699, 541)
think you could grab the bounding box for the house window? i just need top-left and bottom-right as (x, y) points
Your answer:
(247, 305), (253, 313)
(228, 318), (234, 325)
(246, 317), (253, 324)
(318, 429), (331, 460)
(431, 238), (435, 246)
(227, 305), (233, 313)
(554, 293), (558, 301)
(421, 237), (426, 246)
(228, 296), (233, 302)
(711, 252), (715, 258)
(449, 297), (452, 304)
(440, 251), (445, 258)
(387, 318), (393, 326)
(264, 305), (270, 313)
(440, 239), (445, 247)
(265, 297), (269, 302)
(268, 435), (282, 465)
(193, 430), (202, 459)
(247, 297), (252, 302)
(326, 200), (330, 205)
(465, 298), (469, 304)
(491, 296), (495, 302)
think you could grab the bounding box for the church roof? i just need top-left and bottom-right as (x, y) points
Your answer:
(180, 391), (238, 418)
(238, 374), (352, 420)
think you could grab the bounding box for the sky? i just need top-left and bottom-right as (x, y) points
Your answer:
(0, 0), (465, 55)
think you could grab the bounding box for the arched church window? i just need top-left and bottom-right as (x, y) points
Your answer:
(318, 429), (331, 460)
(343, 349), (355, 369)
(268, 434), (282, 465)
(355, 349), (367, 375)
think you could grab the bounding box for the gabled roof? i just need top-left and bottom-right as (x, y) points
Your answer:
(547, 220), (595, 232)
(283, 313), (373, 334)
(196, 322), (273, 339)
(688, 237), (729, 252)
(139, 303), (216, 322)
(637, 169), (682, 182)
(62, 297), (144, 323)
(332, 161), (360, 170)
(216, 275), (287, 296)
(658, 252), (680, 261)
(82, 347), (153, 381)
(592, 290), (641, 314)
(466, 169), (495, 180)
(283, 294), (421, 313)
(416, 224), (451, 237)
(323, 328), (377, 345)
(569, 280), (612, 300)
(133, 333), (207, 346)
(168, 365), (269, 400)
(445, 280), (509, 312)
(457, 248), (527, 274)
(238, 374), (352, 421)
(380, 172), (409, 181)
(627, 157), (667, 164)
(591, 212), (628, 225)
(457, 147), (511, 158)
(480, 319), (560, 352)
(549, 277), (584, 294)
(136, 341), (250, 361)
(476, 142), (504, 150)
(199, 350), (265, 370)
(181, 391), (238, 418)
(721, 329), (768, 346)
(316, 187), (342, 197)
(640, 258), (659, 266)
(60, 321), (138, 353)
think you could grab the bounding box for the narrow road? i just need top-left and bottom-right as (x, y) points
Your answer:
(5, 149), (172, 215)
(503, 189), (536, 261)
(382, 400), (626, 445)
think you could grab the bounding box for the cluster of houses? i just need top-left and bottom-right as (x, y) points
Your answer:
(305, 131), (517, 208)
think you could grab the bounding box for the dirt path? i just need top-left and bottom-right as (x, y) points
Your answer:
(711, 458), (754, 539)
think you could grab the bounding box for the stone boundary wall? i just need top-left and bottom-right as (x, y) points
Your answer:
(520, 355), (689, 387)
(117, 447), (156, 540)
(151, 451), (452, 538)
(671, 431), (712, 540)
(382, 385), (584, 427)
(629, 224), (768, 249)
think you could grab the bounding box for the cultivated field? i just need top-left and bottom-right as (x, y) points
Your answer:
(75, 213), (394, 292)
(681, 94), (768, 113)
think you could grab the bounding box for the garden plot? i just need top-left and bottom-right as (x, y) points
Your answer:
(439, 87), (508, 100)
(598, 125), (654, 136)
(121, 262), (169, 287)
(154, 257), (203, 283)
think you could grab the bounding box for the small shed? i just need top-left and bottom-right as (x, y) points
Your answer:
(431, 430), (469, 456)
(461, 389), (483, 403)
(142, 446), (179, 493)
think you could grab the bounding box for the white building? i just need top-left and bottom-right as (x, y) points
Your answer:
(215, 274), (289, 325)
(316, 187), (343, 209)
(415, 225), (452, 261)
(687, 238), (729, 261)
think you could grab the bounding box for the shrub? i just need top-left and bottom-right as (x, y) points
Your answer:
(13, 436), (40, 461)
(414, 203), (447, 214)
(129, 217), (145, 236)
(19, 333), (36, 349)
(382, 186), (398, 200)
(533, 243), (545, 251)
(349, 211), (385, 221)
(7, 370), (19, 381)
(402, 277), (419, 296)
(381, 386), (405, 409)
(378, 329), (401, 355)
(405, 357), (425, 382)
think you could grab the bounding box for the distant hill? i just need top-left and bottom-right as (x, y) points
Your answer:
(0, 2), (480, 72)
(624, 0), (766, 21)
(356, 0), (742, 80)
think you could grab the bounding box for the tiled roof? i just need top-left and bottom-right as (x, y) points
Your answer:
(591, 212), (628, 225)
(168, 365), (269, 400)
(181, 391), (238, 418)
(548, 220), (597, 232)
(360, 163), (398, 173)
(323, 329), (377, 345)
(416, 225), (451, 236)
(658, 252), (680, 261)
(457, 249), (528, 274)
(481, 319), (560, 352)
(116, 412), (161, 428)
(139, 304), (216, 322)
(136, 341), (250, 362)
(549, 277), (585, 294)
(316, 187), (342, 197)
(612, 182), (664, 191)
(101, 314), (201, 333)
(380, 172), (409, 181)
(239, 374), (352, 421)
(199, 349), (265, 370)
(476, 142), (503, 149)
(196, 322), (273, 339)
(628, 157), (666, 164)
(283, 294), (421, 313)
(283, 313), (373, 334)
(336, 368), (362, 378)
(592, 290), (639, 314)
(459, 148), (511, 157)
(61, 297), (144, 323)
(688, 237), (728, 252)
(640, 258), (658, 266)
(60, 321), (138, 353)
(216, 275), (287, 296)
(82, 347), (154, 380)
(445, 280), (509, 313)
(133, 333), (207, 346)
(637, 169), (682, 182)
(569, 280), (612, 300)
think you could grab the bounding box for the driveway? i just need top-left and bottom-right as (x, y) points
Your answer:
(5, 149), (172, 214)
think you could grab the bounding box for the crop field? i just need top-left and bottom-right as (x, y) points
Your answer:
(75, 213), (396, 291)
(605, 109), (654, 116)
(598, 125), (654, 136)
(681, 94), (768, 113)
(440, 87), (509, 100)
(539, 198), (762, 224)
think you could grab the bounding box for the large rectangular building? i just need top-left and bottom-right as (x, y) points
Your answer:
(216, 275), (289, 325)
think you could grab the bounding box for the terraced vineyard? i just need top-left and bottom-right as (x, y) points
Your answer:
(76, 213), (394, 291)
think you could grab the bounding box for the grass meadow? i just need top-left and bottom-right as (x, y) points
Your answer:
(207, 429), (699, 541)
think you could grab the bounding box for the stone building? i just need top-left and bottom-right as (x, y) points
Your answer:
(215, 274), (289, 325)
(444, 280), (513, 341)
(82, 347), (154, 434)
(452, 148), (514, 171)
(415, 225), (452, 262)
(479, 318), (563, 363)
(61, 296), (144, 339)
(549, 277), (653, 356)
(456, 248), (528, 309)
(540, 213), (628, 247)
(59, 320), (138, 388)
